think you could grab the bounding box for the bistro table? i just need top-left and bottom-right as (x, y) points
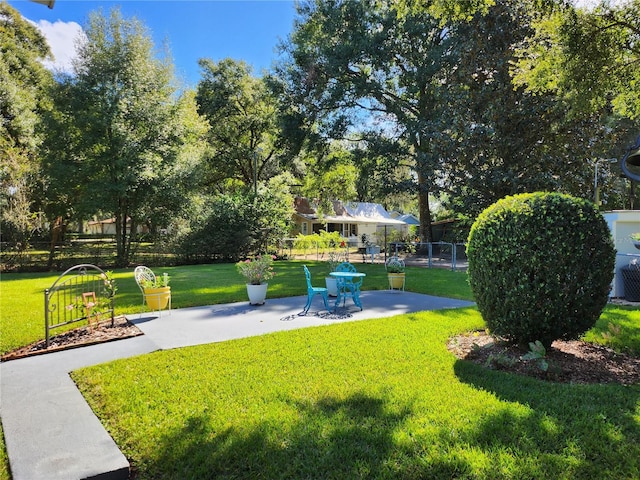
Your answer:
(329, 271), (366, 310)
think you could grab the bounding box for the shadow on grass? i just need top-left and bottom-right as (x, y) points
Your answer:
(141, 392), (477, 479)
(453, 360), (640, 478)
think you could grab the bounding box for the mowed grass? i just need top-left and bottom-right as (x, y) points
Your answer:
(73, 307), (640, 479)
(0, 260), (470, 354)
(3, 262), (640, 479)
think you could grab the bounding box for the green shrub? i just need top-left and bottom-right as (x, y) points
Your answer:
(175, 194), (254, 263)
(467, 192), (615, 347)
(175, 186), (293, 263)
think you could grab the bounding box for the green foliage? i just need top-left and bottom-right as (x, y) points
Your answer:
(279, 0), (456, 240)
(301, 147), (358, 210)
(292, 233), (316, 253)
(141, 272), (170, 289)
(319, 230), (343, 249)
(292, 231), (342, 255)
(441, 0), (627, 218)
(485, 351), (517, 369)
(0, 2), (53, 247)
(236, 255), (276, 285)
(521, 340), (549, 372)
(175, 194), (256, 263)
(385, 258), (405, 273)
(196, 58), (294, 192)
(0, 2), (52, 151)
(175, 174), (293, 262)
(515, 1), (640, 121)
(101, 270), (118, 298)
(279, 0), (630, 236)
(467, 192), (615, 347)
(42, 8), (203, 267)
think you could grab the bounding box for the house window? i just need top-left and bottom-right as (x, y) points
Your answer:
(302, 222), (308, 234)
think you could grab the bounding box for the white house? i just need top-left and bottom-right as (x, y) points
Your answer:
(86, 218), (147, 236)
(293, 198), (406, 246)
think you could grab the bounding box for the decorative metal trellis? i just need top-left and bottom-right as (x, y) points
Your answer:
(44, 264), (115, 347)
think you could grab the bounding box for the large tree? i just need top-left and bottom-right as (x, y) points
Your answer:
(439, 0), (624, 216)
(196, 58), (296, 194)
(510, 0), (640, 208)
(277, 0), (458, 241)
(516, 0), (640, 121)
(0, 1), (53, 246)
(45, 8), (206, 267)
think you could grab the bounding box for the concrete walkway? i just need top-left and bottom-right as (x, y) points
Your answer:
(1, 291), (474, 480)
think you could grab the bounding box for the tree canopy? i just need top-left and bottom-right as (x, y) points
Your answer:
(276, 0), (634, 230)
(0, 1), (53, 246)
(3, 0), (640, 269)
(277, 0), (461, 241)
(43, 8), (207, 266)
(196, 58), (297, 194)
(516, 0), (640, 121)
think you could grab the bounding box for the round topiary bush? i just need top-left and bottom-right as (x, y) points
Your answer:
(467, 192), (615, 348)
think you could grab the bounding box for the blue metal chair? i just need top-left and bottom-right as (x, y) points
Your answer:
(302, 265), (331, 314)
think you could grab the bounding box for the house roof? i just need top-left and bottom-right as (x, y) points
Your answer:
(294, 198), (406, 226)
(342, 202), (406, 225)
(294, 197), (315, 215)
(396, 213), (420, 225)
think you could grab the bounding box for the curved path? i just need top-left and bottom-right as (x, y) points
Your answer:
(1, 291), (474, 480)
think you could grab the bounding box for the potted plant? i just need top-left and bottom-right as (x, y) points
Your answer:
(386, 258), (406, 290)
(631, 232), (640, 250)
(236, 255), (276, 305)
(142, 273), (171, 311)
(325, 249), (344, 296)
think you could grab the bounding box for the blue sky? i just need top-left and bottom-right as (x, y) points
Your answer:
(8, 0), (296, 87)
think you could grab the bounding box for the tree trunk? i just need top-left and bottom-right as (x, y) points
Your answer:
(114, 205), (131, 268)
(414, 144), (434, 243)
(46, 216), (64, 270)
(417, 171), (433, 243)
(115, 214), (124, 267)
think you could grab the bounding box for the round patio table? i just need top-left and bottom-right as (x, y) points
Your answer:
(329, 271), (366, 310)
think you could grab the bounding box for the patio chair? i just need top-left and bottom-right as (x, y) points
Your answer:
(302, 265), (331, 314)
(134, 265), (171, 317)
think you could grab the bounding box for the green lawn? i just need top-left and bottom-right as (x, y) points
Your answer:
(2, 262), (639, 479)
(73, 307), (640, 479)
(0, 260), (471, 355)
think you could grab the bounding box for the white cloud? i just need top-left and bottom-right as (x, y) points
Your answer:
(572, 0), (626, 9)
(33, 19), (85, 73)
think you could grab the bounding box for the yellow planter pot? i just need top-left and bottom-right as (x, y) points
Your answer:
(144, 286), (171, 310)
(388, 273), (405, 290)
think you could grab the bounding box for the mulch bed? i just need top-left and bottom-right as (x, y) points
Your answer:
(1, 315), (143, 362)
(448, 331), (640, 385)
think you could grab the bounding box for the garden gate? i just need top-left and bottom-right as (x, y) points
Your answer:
(44, 264), (115, 347)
